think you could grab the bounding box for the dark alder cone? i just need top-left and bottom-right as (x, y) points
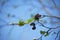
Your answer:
(30, 22), (35, 26)
(32, 26), (36, 30)
(30, 22), (36, 30)
(34, 14), (41, 20)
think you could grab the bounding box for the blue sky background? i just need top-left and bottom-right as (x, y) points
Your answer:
(0, 0), (60, 40)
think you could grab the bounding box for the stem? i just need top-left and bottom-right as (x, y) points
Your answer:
(37, 20), (60, 29)
(0, 23), (18, 28)
(37, 19), (60, 40)
(42, 15), (60, 19)
(55, 31), (60, 40)
(10, 23), (18, 25)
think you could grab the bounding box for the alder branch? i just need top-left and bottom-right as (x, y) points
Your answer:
(55, 31), (60, 40)
(41, 15), (60, 19)
(37, 20), (60, 29)
(35, 19), (60, 40)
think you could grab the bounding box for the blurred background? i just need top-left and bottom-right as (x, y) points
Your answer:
(0, 0), (60, 40)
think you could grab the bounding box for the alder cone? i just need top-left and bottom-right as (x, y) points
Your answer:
(34, 14), (41, 20)
(32, 26), (36, 30)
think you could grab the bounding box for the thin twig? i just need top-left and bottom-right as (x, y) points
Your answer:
(41, 15), (60, 19)
(37, 20), (60, 29)
(0, 22), (18, 28)
(55, 31), (60, 40)
(37, 20), (60, 40)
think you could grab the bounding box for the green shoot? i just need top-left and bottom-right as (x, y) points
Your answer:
(18, 20), (25, 26)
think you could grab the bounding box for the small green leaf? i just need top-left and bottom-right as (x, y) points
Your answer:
(27, 18), (35, 23)
(40, 30), (45, 35)
(18, 20), (25, 26)
(45, 32), (49, 37)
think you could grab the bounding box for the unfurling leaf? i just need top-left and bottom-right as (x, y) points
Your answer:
(40, 31), (49, 37)
(18, 20), (25, 26)
(40, 30), (45, 34)
(44, 32), (49, 37)
(24, 21), (29, 24)
(27, 18), (35, 23)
